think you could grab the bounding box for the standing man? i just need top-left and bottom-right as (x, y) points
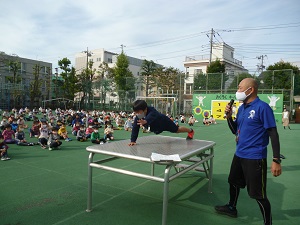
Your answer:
(215, 78), (282, 225)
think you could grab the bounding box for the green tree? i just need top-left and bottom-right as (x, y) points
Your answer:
(141, 60), (158, 96)
(153, 66), (182, 93)
(228, 73), (254, 90)
(30, 64), (43, 107)
(58, 58), (79, 108)
(194, 59), (227, 91)
(6, 58), (22, 108)
(261, 61), (299, 93)
(95, 62), (114, 109)
(206, 59), (225, 73)
(113, 51), (134, 107)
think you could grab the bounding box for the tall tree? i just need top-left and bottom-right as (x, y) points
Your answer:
(95, 62), (114, 109)
(6, 58), (22, 108)
(262, 61), (299, 93)
(113, 51), (134, 106)
(153, 66), (181, 94)
(30, 64), (43, 107)
(141, 60), (158, 96)
(228, 73), (254, 90)
(58, 58), (79, 107)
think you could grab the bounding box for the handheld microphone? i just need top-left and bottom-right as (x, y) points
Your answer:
(226, 99), (235, 115)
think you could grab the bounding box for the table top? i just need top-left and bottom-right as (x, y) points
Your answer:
(86, 135), (215, 162)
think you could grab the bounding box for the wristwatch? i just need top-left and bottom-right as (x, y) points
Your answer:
(273, 158), (281, 164)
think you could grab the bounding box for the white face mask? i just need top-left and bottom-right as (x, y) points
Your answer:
(136, 112), (145, 119)
(94, 130), (98, 133)
(236, 87), (251, 101)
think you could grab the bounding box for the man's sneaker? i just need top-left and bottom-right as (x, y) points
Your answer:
(215, 204), (237, 218)
(49, 147), (53, 151)
(5, 157), (10, 160)
(41, 145), (47, 149)
(186, 129), (194, 140)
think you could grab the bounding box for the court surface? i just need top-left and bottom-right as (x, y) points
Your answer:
(1, 120), (299, 225)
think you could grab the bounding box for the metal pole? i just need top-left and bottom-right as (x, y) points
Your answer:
(290, 70), (294, 112)
(162, 165), (172, 225)
(86, 152), (95, 212)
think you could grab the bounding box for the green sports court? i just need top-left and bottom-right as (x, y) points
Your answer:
(1, 121), (299, 225)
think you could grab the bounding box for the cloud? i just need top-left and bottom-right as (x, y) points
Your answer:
(0, 0), (299, 71)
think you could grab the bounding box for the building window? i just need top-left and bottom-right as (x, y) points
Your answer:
(194, 69), (202, 75)
(186, 83), (193, 94)
(107, 58), (112, 63)
(231, 52), (234, 58)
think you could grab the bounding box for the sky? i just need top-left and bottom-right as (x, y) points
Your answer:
(1, 0), (300, 74)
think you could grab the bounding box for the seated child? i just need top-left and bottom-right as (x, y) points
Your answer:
(48, 127), (62, 151)
(39, 121), (49, 149)
(129, 100), (194, 146)
(174, 117), (179, 127)
(11, 119), (18, 132)
(17, 115), (28, 129)
(85, 123), (94, 139)
(0, 134), (10, 161)
(91, 126), (105, 144)
(58, 122), (72, 141)
(209, 115), (217, 124)
(0, 117), (9, 131)
(72, 122), (80, 136)
(115, 115), (124, 128)
(124, 116), (133, 131)
(2, 124), (16, 144)
(188, 115), (196, 126)
(15, 126), (35, 146)
(203, 117), (210, 126)
(77, 125), (87, 142)
(30, 120), (41, 138)
(48, 118), (56, 129)
(104, 124), (114, 141)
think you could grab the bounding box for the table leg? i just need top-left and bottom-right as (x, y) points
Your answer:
(208, 148), (214, 193)
(162, 165), (172, 225)
(86, 152), (95, 212)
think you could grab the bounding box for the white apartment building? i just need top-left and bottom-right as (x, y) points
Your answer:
(74, 48), (145, 106)
(182, 42), (248, 111)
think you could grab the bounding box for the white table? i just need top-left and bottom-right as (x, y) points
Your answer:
(86, 135), (215, 225)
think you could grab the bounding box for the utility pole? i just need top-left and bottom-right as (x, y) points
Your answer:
(83, 47), (92, 109)
(256, 55), (267, 74)
(209, 28), (214, 64)
(120, 44), (126, 52)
